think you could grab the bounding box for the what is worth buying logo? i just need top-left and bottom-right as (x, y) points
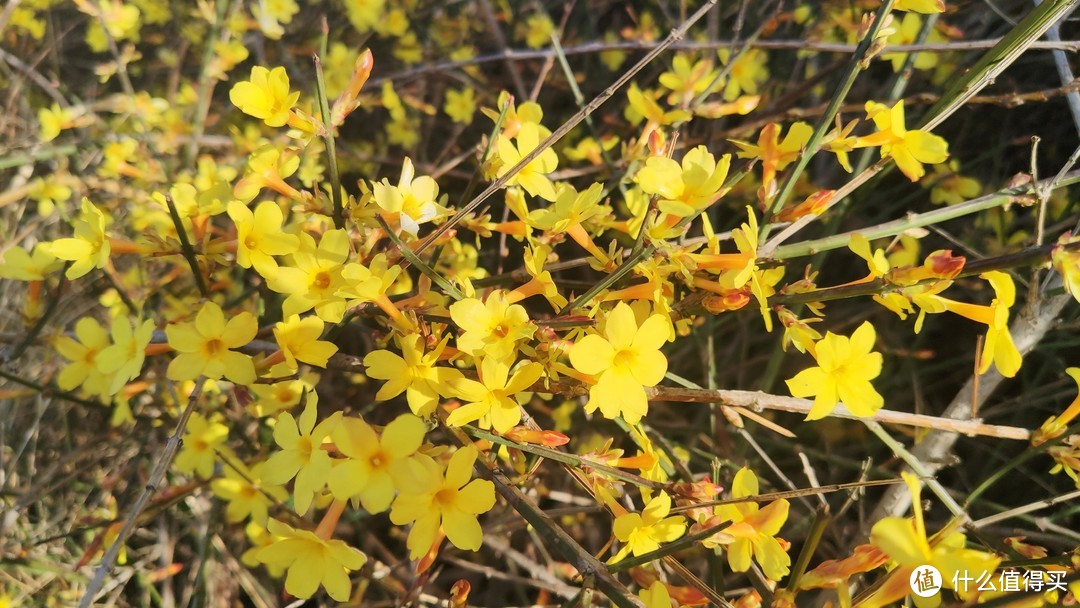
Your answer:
(910, 565), (943, 598)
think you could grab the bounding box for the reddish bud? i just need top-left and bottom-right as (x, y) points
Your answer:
(702, 290), (751, 314)
(505, 426), (570, 447)
(450, 580), (471, 608)
(648, 129), (666, 156)
(773, 190), (834, 222)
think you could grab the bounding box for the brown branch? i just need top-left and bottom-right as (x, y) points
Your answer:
(78, 378), (208, 608)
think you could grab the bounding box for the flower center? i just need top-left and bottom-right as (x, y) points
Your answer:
(613, 348), (637, 370)
(244, 235), (259, 250)
(204, 338), (225, 357)
(297, 436), (313, 458)
(313, 271), (331, 290)
(493, 322), (510, 338)
(369, 451), (386, 469)
(434, 487), (456, 507)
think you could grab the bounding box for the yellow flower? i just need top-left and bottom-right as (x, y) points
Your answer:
(849, 233), (891, 282)
(930, 162), (982, 205)
(337, 254), (409, 328)
(482, 91), (546, 139)
(786, 321), (884, 420)
(252, 0), (298, 39)
(527, 183), (611, 263)
(929, 271), (1022, 377)
(45, 198), (110, 280)
(718, 48), (770, 101)
(165, 301), (258, 385)
(229, 66), (300, 127)
(625, 82), (691, 127)
(563, 135), (619, 166)
(0, 245), (60, 281)
(450, 291), (536, 361)
(495, 122), (558, 201)
(529, 182), (606, 233)
(211, 459), (287, 524)
(28, 176), (75, 216)
(248, 372), (315, 417)
(38, 103), (74, 142)
(261, 394), (342, 515)
(608, 491), (686, 563)
(443, 87), (476, 125)
(363, 333), (462, 417)
(389, 445), (496, 559)
(699, 468), (791, 581)
(659, 53), (720, 106)
(896, 0), (945, 12)
(1052, 232), (1080, 305)
(865, 473), (1000, 608)
(1033, 368), (1080, 445)
(272, 315), (337, 370)
(855, 101), (949, 182)
(447, 356), (544, 433)
(569, 302), (669, 424)
(344, 0), (386, 33)
(268, 229), (352, 322)
(234, 145), (303, 203)
(730, 122), (812, 190)
(521, 13), (554, 48)
(327, 413), (427, 513)
(638, 581), (675, 608)
(173, 413), (229, 479)
(97, 316), (155, 395)
(634, 145), (732, 217)
(371, 157), (444, 235)
(507, 243), (567, 309)
(54, 317), (112, 398)
(227, 200), (300, 278)
(884, 12), (945, 72)
(255, 518), (367, 601)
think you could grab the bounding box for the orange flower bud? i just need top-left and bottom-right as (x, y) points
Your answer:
(773, 190), (834, 222)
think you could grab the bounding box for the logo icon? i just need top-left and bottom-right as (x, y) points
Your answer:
(910, 565), (942, 597)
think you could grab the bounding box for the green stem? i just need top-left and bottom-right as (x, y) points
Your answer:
(314, 19), (343, 229)
(764, 0), (895, 223)
(375, 215), (464, 301)
(768, 238), (1080, 307)
(164, 192), (209, 297)
(770, 169), (1080, 260)
(922, 0), (1080, 131)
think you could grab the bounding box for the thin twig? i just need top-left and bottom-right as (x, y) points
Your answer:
(971, 488), (1080, 528)
(367, 39), (1080, 88)
(164, 193), (209, 298)
(79, 378), (208, 608)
